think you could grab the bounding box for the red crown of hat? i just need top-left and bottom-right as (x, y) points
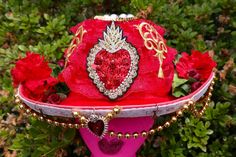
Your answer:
(59, 18), (177, 106)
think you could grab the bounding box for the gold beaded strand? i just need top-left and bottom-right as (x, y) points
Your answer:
(15, 78), (215, 139)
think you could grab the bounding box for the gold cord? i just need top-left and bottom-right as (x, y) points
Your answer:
(64, 26), (86, 68)
(135, 22), (167, 78)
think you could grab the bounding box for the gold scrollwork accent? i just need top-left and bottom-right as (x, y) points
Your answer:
(64, 26), (87, 68)
(135, 22), (167, 78)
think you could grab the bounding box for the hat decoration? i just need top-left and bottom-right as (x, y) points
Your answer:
(135, 21), (167, 78)
(87, 21), (139, 100)
(11, 13), (217, 156)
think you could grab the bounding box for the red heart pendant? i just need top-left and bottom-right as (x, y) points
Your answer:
(88, 120), (105, 137)
(87, 115), (108, 137)
(98, 138), (124, 155)
(87, 21), (139, 100)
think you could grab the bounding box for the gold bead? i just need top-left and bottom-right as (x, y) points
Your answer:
(208, 93), (212, 97)
(205, 102), (209, 107)
(207, 97), (211, 102)
(171, 116), (177, 122)
(26, 109), (30, 114)
(47, 119), (52, 124)
(81, 124), (85, 128)
(202, 106), (206, 111)
(54, 121), (59, 126)
(149, 129), (155, 135)
(73, 112), (79, 118)
(141, 131), (147, 137)
(211, 80), (215, 85)
(117, 133), (123, 139)
(80, 116), (86, 123)
(39, 116), (44, 121)
(113, 107), (120, 114)
(157, 126), (163, 132)
(109, 131), (115, 137)
(15, 98), (21, 103)
(183, 104), (189, 110)
(106, 113), (113, 119)
(164, 122), (170, 128)
(32, 113), (37, 117)
(133, 133), (139, 139)
(68, 123), (73, 128)
(199, 112), (203, 117)
(209, 86), (214, 91)
(19, 104), (24, 110)
(125, 133), (131, 139)
(74, 124), (79, 129)
(188, 100), (194, 106)
(61, 123), (66, 128)
(177, 110), (183, 117)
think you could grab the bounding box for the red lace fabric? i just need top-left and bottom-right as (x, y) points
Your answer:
(60, 19), (177, 106)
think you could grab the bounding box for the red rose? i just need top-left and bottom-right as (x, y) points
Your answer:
(24, 77), (58, 95)
(11, 52), (58, 101)
(11, 52), (52, 86)
(187, 69), (201, 80)
(191, 81), (203, 92)
(176, 50), (216, 81)
(47, 93), (61, 104)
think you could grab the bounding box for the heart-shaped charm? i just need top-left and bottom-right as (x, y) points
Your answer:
(87, 21), (139, 100)
(87, 114), (108, 137)
(88, 119), (104, 137)
(98, 138), (124, 155)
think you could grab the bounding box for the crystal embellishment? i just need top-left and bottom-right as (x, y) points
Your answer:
(87, 21), (139, 100)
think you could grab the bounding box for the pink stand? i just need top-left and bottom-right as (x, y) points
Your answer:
(80, 117), (154, 157)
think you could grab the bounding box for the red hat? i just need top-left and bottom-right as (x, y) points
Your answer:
(13, 14), (216, 138)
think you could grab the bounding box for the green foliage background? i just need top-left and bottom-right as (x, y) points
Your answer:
(0, 0), (236, 156)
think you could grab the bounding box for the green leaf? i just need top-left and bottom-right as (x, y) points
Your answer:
(172, 90), (186, 97)
(172, 73), (188, 89)
(18, 45), (28, 51)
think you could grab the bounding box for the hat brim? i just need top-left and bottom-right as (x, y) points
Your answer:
(17, 72), (215, 118)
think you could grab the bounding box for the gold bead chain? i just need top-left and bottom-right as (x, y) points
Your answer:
(15, 77), (215, 139)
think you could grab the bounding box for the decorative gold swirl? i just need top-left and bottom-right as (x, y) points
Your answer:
(136, 22), (167, 78)
(64, 26), (86, 68)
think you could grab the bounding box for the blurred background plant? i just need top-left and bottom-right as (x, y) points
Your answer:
(0, 0), (236, 156)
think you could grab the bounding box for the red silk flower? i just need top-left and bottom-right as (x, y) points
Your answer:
(176, 50), (217, 82)
(11, 52), (58, 100)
